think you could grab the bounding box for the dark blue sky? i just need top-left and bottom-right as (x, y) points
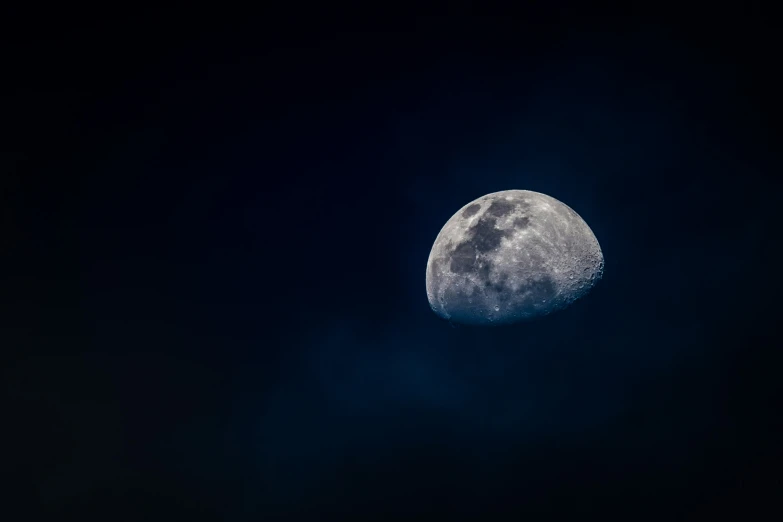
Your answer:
(4, 4), (781, 521)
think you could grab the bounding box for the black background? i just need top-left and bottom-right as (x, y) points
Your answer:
(3, 3), (781, 521)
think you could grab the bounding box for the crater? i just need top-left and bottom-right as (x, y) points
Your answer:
(461, 203), (481, 218)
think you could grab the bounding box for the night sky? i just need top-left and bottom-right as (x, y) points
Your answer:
(4, 4), (781, 521)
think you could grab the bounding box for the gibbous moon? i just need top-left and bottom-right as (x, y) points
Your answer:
(426, 190), (603, 325)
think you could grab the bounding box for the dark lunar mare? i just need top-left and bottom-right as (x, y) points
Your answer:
(448, 200), (517, 276)
(445, 198), (539, 318)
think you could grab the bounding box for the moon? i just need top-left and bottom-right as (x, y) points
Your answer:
(426, 190), (603, 325)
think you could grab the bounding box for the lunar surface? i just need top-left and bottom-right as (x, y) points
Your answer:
(426, 190), (603, 325)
